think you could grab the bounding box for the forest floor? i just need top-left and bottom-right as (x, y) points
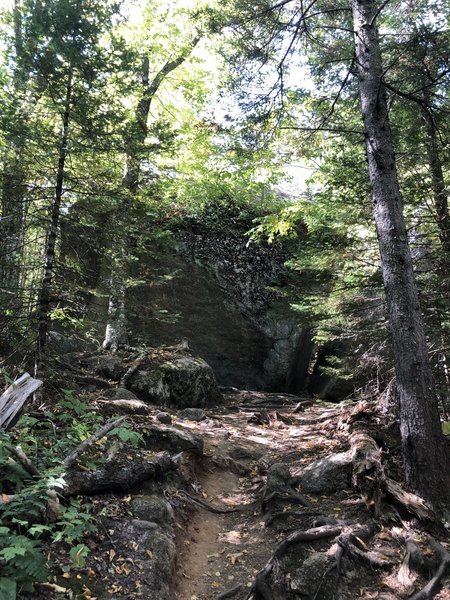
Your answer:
(16, 386), (450, 600)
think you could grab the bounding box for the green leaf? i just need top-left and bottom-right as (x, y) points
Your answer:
(0, 545), (28, 560)
(442, 422), (450, 436)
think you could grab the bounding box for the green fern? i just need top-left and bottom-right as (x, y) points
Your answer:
(0, 528), (48, 593)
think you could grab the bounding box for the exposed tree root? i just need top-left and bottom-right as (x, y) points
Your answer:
(292, 400), (314, 413)
(247, 409), (292, 427)
(336, 524), (397, 568)
(262, 463), (310, 514)
(384, 478), (434, 521)
(262, 490), (310, 513)
(350, 430), (385, 515)
(264, 509), (326, 527)
(349, 428), (435, 521)
(244, 525), (342, 600)
(408, 538), (450, 600)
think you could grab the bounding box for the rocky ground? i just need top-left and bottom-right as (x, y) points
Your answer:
(17, 377), (450, 600)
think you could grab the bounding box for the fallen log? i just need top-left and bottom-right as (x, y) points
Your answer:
(63, 450), (177, 496)
(0, 373), (42, 430)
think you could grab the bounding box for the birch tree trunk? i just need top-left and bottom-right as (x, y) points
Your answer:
(350, 0), (450, 510)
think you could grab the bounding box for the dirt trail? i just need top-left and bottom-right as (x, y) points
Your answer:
(166, 393), (450, 600)
(170, 395), (346, 600)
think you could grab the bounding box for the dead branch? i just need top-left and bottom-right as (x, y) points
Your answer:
(63, 416), (127, 468)
(10, 445), (40, 477)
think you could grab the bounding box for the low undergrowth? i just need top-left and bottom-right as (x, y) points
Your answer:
(0, 389), (140, 599)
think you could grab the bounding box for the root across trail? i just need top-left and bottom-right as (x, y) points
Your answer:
(165, 393), (450, 600)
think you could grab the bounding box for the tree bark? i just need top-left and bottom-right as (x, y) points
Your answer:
(350, 0), (450, 510)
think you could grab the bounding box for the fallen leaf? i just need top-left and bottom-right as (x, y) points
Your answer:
(109, 549), (116, 562)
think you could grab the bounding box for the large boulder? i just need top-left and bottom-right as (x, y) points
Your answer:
(294, 452), (353, 493)
(127, 355), (222, 409)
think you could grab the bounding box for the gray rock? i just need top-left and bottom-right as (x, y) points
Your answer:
(109, 520), (176, 600)
(156, 411), (172, 424)
(229, 444), (262, 461)
(83, 355), (125, 381)
(161, 356), (222, 409)
(131, 519), (159, 530)
(127, 367), (170, 404)
(127, 355), (222, 409)
(296, 452), (352, 493)
(103, 387), (139, 400)
(47, 332), (85, 354)
(290, 552), (336, 599)
(144, 424), (204, 455)
(131, 495), (174, 526)
(178, 407), (206, 421)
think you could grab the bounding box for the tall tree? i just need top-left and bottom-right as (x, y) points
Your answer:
(102, 4), (200, 350)
(350, 0), (450, 509)
(223, 0), (450, 510)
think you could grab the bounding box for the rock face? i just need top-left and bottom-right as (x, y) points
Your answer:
(127, 355), (222, 409)
(179, 230), (306, 392)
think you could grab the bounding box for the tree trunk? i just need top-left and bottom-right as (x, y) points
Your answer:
(421, 106), (450, 253)
(37, 61), (73, 354)
(350, 0), (450, 510)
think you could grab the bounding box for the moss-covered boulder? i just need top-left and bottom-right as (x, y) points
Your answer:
(126, 354), (222, 409)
